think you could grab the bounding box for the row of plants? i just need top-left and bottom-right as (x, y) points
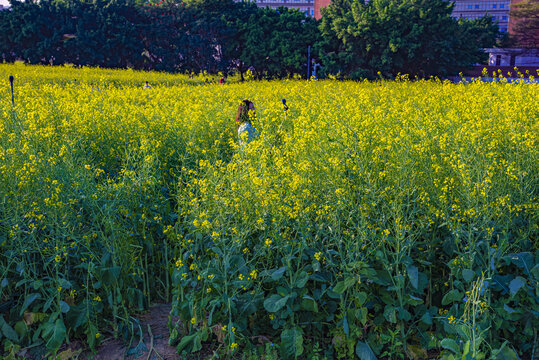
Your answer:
(0, 65), (537, 359)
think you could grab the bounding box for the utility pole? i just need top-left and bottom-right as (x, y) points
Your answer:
(9, 75), (14, 106)
(307, 45), (311, 79)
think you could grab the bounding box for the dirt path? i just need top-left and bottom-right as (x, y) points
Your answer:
(82, 303), (180, 360)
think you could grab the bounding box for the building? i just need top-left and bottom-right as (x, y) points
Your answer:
(254, 0), (315, 17)
(487, 48), (539, 66)
(451, 1), (511, 33)
(314, 0), (330, 19)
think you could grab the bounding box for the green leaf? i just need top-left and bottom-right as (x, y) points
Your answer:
(333, 275), (357, 294)
(300, 295), (318, 313)
(271, 266), (287, 281)
(57, 279), (72, 289)
(355, 340), (377, 360)
(357, 307), (368, 326)
(509, 277), (525, 297)
(295, 271), (309, 288)
(442, 290), (463, 305)
(495, 343), (519, 360)
(43, 318), (66, 351)
(383, 305), (397, 323)
(420, 311), (432, 325)
(407, 265), (418, 289)
(60, 301), (70, 314)
(264, 294), (290, 313)
(280, 327), (303, 359)
(19, 293), (41, 316)
(14, 321), (27, 339)
(356, 291), (368, 306)
(462, 269), (475, 282)
(0, 315), (19, 342)
(127, 342), (148, 357)
(441, 338), (459, 354)
(531, 264), (539, 281)
(176, 333), (197, 354)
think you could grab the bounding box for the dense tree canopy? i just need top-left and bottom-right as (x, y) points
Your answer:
(0, 0), (500, 78)
(318, 0), (499, 79)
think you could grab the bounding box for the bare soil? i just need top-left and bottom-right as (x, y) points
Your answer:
(81, 303), (180, 360)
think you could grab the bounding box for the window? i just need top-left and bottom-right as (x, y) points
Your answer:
(500, 27), (507, 32)
(500, 4), (504, 8)
(468, 5), (472, 9)
(502, 16), (507, 20)
(475, 5), (479, 9)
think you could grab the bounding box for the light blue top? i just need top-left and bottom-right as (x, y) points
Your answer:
(238, 122), (259, 144)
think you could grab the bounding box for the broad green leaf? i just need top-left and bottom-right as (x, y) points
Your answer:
(176, 333), (197, 354)
(127, 341), (148, 357)
(60, 301), (70, 314)
(407, 265), (418, 289)
(383, 305), (397, 323)
(333, 275), (357, 294)
(509, 277), (525, 297)
(355, 291), (368, 306)
(355, 340), (377, 360)
(531, 264), (539, 281)
(57, 279), (72, 289)
(441, 338), (459, 353)
(280, 327), (303, 359)
(420, 311), (432, 325)
(295, 271), (309, 288)
(19, 293), (41, 316)
(264, 294), (290, 313)
(0, 315), (19, 342)
(14, 321), (27, 338)
(357, 307), (368, 326)
(271, 266), (287, 281)
(43, 319), (66, 351)
(300, 295), (318, 313)
(462, 269), (475, 282)
(442, 290), (462, 305)
(496, 343), (519, 360)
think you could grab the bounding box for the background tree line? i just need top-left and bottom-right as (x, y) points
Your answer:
(0, 0), (501, 79)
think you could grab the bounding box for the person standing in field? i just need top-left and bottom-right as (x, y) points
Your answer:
(236, 100), (259, 145)
(144, 81), (151, 89)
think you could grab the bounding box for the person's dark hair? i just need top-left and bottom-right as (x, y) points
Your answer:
(236, 99), (254, 124)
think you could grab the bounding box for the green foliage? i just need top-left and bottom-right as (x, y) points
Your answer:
(318, 0), (499, 79)
(0, 0), (320, 77)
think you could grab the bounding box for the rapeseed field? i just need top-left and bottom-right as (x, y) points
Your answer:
(0, 64), (537, 359)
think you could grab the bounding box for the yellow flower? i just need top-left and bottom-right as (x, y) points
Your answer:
(230, 342), (238, 350)
(249, 269), (258, 280)
(265, 238), (272, 247)
(93, 295), (101, 302)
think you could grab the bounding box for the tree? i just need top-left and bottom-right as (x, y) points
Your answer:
(232, 7), (320, 79)
(319, 0), (499, 79)
(510, 0), (539, 48)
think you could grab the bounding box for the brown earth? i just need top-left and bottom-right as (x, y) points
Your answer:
(80, 303), (180, 360)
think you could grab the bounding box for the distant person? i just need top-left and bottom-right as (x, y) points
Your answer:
(144, 81), (151, 89)
(220, 76), (226, 84)
(236, 100), (259, 145)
